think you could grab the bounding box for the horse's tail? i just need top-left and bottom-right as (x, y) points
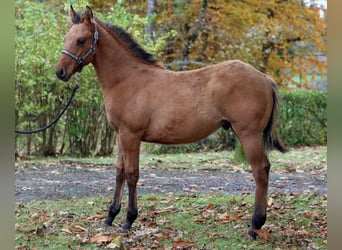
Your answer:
(263, 81), (288, 153)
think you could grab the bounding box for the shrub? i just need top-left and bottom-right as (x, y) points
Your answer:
(15, 0), (172, 157)
(277, 90), (327, 147)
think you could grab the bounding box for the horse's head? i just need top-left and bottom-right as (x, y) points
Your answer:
(55, 6), (98, 81)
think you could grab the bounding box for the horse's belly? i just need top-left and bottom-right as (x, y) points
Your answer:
(142, 119), (221, 145)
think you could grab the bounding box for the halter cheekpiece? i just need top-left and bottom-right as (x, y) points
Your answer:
(62, 23), (99, 72)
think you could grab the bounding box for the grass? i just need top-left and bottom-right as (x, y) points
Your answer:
(15, 146), (327, 249)
(15, 193), (327, 249)
(17, 145), (327, 174)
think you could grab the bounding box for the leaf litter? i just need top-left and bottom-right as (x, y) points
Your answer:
(15, 146), (326, 249)
(15, 192), (327, 249)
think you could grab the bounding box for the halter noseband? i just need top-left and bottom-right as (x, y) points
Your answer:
(62, 23), (99, 72)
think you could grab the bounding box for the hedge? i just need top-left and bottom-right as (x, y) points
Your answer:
(277, 89), (327, 147)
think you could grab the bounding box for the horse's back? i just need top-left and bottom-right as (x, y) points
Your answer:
(142, 60), (274, 144)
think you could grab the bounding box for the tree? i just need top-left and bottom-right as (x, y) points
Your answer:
(15, 0), (171, 157)
(120, 0), (327, 88)
(145, 0), (157, 43)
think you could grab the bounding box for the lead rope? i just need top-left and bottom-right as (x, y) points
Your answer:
(15, 72), (81, 134)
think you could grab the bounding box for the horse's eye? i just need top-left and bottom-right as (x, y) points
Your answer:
(77, 38), (86, 45)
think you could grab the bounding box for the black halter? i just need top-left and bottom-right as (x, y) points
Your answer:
(62, 23), (99, 71)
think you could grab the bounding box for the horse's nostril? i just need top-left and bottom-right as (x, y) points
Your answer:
(56, 68), (65, 79)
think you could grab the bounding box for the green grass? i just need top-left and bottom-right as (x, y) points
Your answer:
(15, 146), (327, 249)
(17, 146), (327, 174)
(15, 193), (327, 249)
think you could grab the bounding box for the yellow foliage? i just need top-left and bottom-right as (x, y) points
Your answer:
(92, 0), (327, 88)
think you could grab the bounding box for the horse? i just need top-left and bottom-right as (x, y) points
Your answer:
(55, 6), (287, 239)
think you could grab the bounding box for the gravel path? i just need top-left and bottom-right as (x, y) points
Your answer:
(15, 162), (326, 202)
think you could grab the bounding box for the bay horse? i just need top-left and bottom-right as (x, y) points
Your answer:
(55, 6), (287, 239)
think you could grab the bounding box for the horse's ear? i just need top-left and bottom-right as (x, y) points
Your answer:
(70, 5), (82, 24)
(83, 6), (94, 22)
(70, 5), (77, 20)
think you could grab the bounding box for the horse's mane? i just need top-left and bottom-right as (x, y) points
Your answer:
(71, 11), (157, 65)
(98, 19), (158, 65)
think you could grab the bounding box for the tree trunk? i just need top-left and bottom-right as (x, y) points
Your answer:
(181, 0), (208, 69)
(145, 0), (156, 43)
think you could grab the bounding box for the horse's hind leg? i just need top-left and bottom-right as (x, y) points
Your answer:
(237, 132), (271, 239)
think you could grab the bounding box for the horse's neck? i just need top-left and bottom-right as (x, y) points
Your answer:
(92, 46), (131, 88)
(91, 25), (149, 89)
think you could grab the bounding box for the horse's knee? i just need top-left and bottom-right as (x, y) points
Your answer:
(125, 172), (139, 186)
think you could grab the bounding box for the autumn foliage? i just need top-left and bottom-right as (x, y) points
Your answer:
(15, 0), (326, 157)
(112, 0), (327, 88)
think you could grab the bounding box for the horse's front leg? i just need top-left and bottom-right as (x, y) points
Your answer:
(104, 141), (125, 226)
(119, 129), (141, 230)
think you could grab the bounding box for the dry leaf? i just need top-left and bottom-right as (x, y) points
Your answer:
(253, 229), (270, 241)
(89, 235), (114, 244)
(61, 228), (72, 235)
(201, 210), (211, 218)
(72, 225), (88, 233)
(207, 203), (214, 209)
(85, 214), (107, 221)
(216, 211), (228, 220)
(35, 227), (43, 237)
(106, 242), (120, 249)
(173, 240), (195, 248)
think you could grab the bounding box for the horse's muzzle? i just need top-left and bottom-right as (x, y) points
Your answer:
(56, 67), (71, 82)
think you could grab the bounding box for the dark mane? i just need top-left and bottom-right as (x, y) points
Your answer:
(98, 20), (157, 65)
(71, 12), (157, 65)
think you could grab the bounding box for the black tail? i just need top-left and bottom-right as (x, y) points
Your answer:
(263, 81), (288, 153)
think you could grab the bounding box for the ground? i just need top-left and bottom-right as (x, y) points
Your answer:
(15, 147), (327, 202)
(15, 147), (327, 249)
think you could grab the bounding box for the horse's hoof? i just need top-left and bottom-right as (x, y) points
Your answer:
(247, 229), (257, 240)
(103, 220), (113, 227)
(121, 222), (132, 231)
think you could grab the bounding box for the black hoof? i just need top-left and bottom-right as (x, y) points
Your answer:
(103, 219), (113, 227)
(122, 222), (132, 231)
(247, 229), (257, 240)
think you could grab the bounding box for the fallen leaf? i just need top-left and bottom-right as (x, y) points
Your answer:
(72, 225), (88, 233)
(106, 242), (120, 249)
(61, 228), (72, 235)
(216, 211), (228, 220)
(89, 235), (114, 244)
(253, 229), (270, 241)
(157, 219), (171, 225)
(207, 203), (214, 209)
(173, 240), (195, 248)
(85, 214), (107, 221)
(35, 227), (43, 237)
(154, 232), (164, 238)
(201, 210), (211, 218)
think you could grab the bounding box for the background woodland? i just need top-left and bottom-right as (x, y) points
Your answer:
(15, 0), (327, 157)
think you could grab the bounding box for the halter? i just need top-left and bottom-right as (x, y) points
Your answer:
(62, 23), (99, 72)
